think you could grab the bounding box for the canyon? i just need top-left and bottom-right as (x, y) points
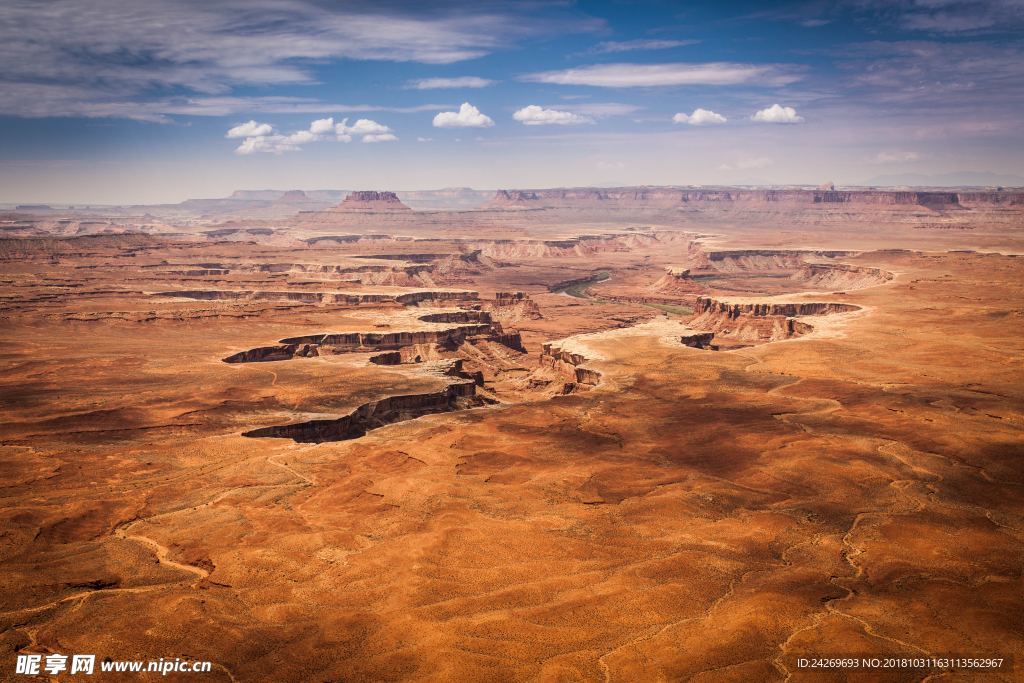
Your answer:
(1, 186), (1023, 682)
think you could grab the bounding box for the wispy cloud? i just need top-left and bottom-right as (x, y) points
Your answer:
(718, 157), (772, 171)
(875, 150), (921, 163)
(406, 76), (495, 89)
(0, 0), (600, 120)
(520, 62), (803, 87)
(854, 0), (1024, 34)
(592, 39), (699, 53)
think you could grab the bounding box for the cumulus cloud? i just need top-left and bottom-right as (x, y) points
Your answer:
(235, 134), (301, 155)
(513, 105), (593, 125)
(751, 104), (804, 123)
(592, 39), (698, 53)
(338, 118), (393, 136)
(521, 62), (803, 87)
(433, 102), (495, 128)
(672, 108), (727, 125)
(310, 117), (335, 134)
(407, 76), (494, 89)
(230, 116), (397, 153)
(226, 120), (273, 138)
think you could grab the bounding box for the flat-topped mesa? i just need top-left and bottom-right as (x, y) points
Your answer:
(275, 189), (309, 203)
(224, 319), (524, 364)
(693, 249), (855, 274)
(482, 186), (1024, 210)
(281, 324), (498, 351)
(694, 297), (861, 318)
(152, 289), (475, 306)
(540, 343), (602, 392)
(689, 296), (861, 343)
(485, 292), (543, 321)
(792, 263), (893, 290)
(333, 191), (412, 212)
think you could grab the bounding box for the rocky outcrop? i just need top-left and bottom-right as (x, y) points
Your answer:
(484, 292), (543, 321)
(694, 298), (860, 318)
(692, 249), (854, 274)
(688, 297), (860, 343)
(395, 290), (478, 305)
(243, 380), (486, 443)
(680, 332), (717, 350)
(651, 267), (704, 297)
(792, 263), (893, 290)
(957, 191), (1024, 207)
(417, 310), (492, 324)
(226, 316), (522, 364)
(157, 288), (479, 307)
(153, 289), (397, 305)
(540, 343), (602, 392)
(280, 324), (498, 351)
(333, 191), (411, 212)
(223, 344), (319, 364)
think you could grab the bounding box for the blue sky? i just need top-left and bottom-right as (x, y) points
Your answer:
(1, 0), (1022, 203)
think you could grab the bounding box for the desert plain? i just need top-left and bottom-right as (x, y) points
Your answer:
(1, 187), (1023, 681)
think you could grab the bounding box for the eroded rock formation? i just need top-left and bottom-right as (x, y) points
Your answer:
(687, 296), (860, 343)
(332, 191), (412, 212)
(243, 378), (486, 443)
(539, 343), (602, 393)
(680, 332), (717, 350)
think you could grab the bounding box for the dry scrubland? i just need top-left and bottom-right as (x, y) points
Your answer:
(1, 189), (1023, 681)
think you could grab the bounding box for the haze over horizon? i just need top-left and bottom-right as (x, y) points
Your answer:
(2, 0), (1023, 204)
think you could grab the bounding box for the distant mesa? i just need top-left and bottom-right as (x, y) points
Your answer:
(486, 186), (1024, 210)
(334, 191), (412, 212)
(275, 190), (309, 203)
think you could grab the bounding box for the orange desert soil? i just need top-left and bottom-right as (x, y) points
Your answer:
(1, 194), (1023, 681)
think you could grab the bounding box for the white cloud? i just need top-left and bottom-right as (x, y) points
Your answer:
(416, 137), (433, 142)
(751, 104), (804, 123)
(338, 118), (392, 135)
(0, 1), (603, 120)
(286, 130), (316, 144)
(513, 105), (593, 126)
(592, 39), (699, 53)
(876, 150), (921, 163)
(718, 157), (773, 171)
(226, 120), (273, 138)
(309, 117), (335, 134)
(231, 116), (397, 153)
(433, 102), (494, 128)
(235, 134), (301, 155)
(521, 62), (803, 87)
(672, 108), (727, 125)
(407, 76), (494, 89)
